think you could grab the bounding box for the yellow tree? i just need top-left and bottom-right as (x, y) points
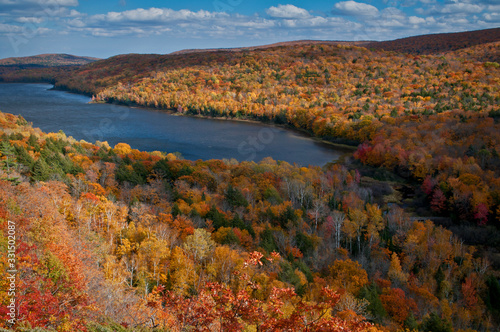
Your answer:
(329, 258), (368, 296)
(365, 203), (384, 248)
(138, 238), (170, 295)
(206, 246), (244, 284)
(388, 252), (408, 287)
(169, 246), (197, 296)
(348, 208), (368, 253)
(183, 228), (215, 263)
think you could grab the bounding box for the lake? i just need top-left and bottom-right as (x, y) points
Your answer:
(0, 83), (350, 166)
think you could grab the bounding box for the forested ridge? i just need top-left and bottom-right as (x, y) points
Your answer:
(364, 27), (500, 56)
(0, 54), (99, 68)
(0, 28), (500, 331)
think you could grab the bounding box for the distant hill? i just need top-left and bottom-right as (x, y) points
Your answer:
(0, 53), (100, 67)
(170, 40), (369, 55)
(0, 53), (100, 84)
(170, 28), (500, 57)
(365, 27), (500, 55)
(1, 28), (499, 89)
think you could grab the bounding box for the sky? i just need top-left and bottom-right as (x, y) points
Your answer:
(0, 0), (498, 59)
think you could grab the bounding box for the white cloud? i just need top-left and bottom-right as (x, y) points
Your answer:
(380, 7), (406, 21)
(60, 3), (496, 43)
(486, 4), (500, 12)
(66, 8), (278, 38)
(425, 16), (436, 24)
(66, 18), (85, 27)
(35, 27), (51, 34)
(232, 19), (275, 29)
(68, 9), (83, 17)
(426, 2), (485, 15)
(409, 16), (426, 24)
(92, 8), (222, 24)
(0, 0), (78, 6)
(266, 4), (311, 19)
(279, 16), (354, 29)
(334, 1), (379, 17)
(16, 16), (44, 23)
(281, 16), (328, 28)
(478, 0), (500, 5)
(47, 0), (78, 5)
(376, 19), (405, 27)
(0, 22), (23, 33)
(0, 0), (81, 20)
(483, 12), (500, 22)
(440, 3), (483, 14)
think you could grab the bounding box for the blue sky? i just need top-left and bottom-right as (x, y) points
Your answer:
(0, 0), (498, 59)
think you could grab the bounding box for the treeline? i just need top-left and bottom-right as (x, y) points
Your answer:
(0, 112), (499, 331)
(365, 28), (500, 56)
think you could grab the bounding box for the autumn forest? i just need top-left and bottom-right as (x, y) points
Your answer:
(1, 28), (500, 331)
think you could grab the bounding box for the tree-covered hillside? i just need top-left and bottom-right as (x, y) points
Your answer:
(0, 108), (497, 331)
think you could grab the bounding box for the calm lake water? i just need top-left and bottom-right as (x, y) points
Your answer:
(0, 83), (349, 166)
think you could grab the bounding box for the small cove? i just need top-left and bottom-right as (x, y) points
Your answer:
(0, 83), (352, 166)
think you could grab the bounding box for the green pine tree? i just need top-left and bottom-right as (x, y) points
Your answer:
(0, 140), (17, 173)
(32, 158), (51, 182)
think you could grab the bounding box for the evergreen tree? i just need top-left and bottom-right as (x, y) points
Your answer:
(420, 313), (452, 332)
(15, 145), (34, 168)
(32, 158), (51, 181)
(0, 140), (16, 172)
(225, 184), (248, 208)
(485, 276), (500, 314)
(360, 283), (387, 322)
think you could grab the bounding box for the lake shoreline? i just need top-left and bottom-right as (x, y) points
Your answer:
(1, 83), (348, 166)
(89, 97), (359, 153)
(18, 82), (357, 153)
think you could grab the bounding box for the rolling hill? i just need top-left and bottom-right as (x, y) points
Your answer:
(169, 28), (500, 57)
(0, 53), (99, 67)
(365, 27), (500, 55)
(169, 40), (370, 55)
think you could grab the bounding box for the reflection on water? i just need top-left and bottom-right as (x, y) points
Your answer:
(0, 83), (349, 166)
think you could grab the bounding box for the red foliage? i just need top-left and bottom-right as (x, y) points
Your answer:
(474, 203), (489, 226)
(380, 287), (417, 324)
(354, 143), (373, 163)
(150, 283), (375, 332)
(430, 189), (447, 213)
(422, 175), (436, 195)
(10, 242), (88, 331)
(462, 276), (479, 310)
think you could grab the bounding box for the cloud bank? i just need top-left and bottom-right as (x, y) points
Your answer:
(0, 0), (498, 57)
